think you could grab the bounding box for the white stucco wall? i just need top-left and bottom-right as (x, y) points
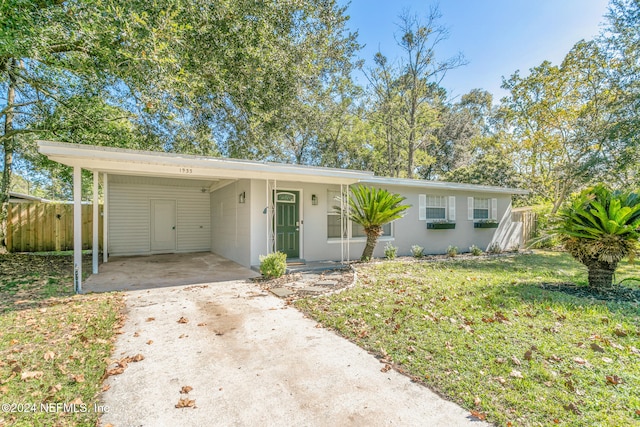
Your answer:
(210, 179), (251, 266)
(246, 180), (516, 264)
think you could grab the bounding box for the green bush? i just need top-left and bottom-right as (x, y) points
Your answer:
(469, 244), (482, 256)
(447, 245), (458, 257)
(384, 242), (398, 259)
(259, 252), (287, 278)
(411, 245), (424, 258)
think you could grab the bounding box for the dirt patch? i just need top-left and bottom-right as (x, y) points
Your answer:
(198, 300), (244, 336)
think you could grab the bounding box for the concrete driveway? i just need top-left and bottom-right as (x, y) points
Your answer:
(99, 279), (487, 426)
(85, 252), (259, 292)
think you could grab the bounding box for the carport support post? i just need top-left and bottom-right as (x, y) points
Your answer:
(92, 171), (99, 274)
(103, 173), (108, 263)
(73, 165), (82, 293)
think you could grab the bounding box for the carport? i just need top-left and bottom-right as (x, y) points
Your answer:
(83, 252), (259, 293)
(37, 141), (370, 293)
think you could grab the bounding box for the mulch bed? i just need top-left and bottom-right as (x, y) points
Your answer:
(540, 282), (640, 304)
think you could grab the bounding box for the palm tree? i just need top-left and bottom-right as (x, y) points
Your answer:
(338, 185), (410, 261)
(555, 184), (640, 290)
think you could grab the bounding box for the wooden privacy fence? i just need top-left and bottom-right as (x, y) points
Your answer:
(6, 203), (103, 253)
(512, 207), (538, 246)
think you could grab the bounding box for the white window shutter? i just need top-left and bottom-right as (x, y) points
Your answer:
(448, 196), (456, 221)
(467, 197), (474, 220)
(419, 194), (426, 220)
(491, 198), (498, 220)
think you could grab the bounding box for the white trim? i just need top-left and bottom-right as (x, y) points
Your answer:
(361, 176), (528, 195)
(92, 172), (99, 274)
(467, 197), (474, 221)
(37, 140), (371, 184)
(73, 166), (82, 293)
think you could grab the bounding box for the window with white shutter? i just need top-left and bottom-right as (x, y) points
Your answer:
(423, 195), (447, 220)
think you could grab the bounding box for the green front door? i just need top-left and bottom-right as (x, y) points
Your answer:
(275, 190), (300, 258)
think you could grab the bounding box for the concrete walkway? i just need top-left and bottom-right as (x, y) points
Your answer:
(99, 280), (487, 426)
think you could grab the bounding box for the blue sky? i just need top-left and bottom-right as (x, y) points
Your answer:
(340, 0), (610, 100)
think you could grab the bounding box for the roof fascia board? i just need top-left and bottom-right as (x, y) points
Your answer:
(37, 141), (373, 183)
(359, 177), (529, 195)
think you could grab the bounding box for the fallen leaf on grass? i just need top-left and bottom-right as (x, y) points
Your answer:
(606, 375), (623, 385)
(470, 410), (486, 420)
(43, 351), (55, 361)
(178, 317), (189, 324)
(175, 398), (196, 408)
(71, 374), (85, 383)
(0, 385), (8, 394)
(21, 371), (43, 380)
(101, 384), (111, 392)
(47, 383), (62, 395)
(614, 328), (627, 337)
(602, 357), (613, 363)
(511, 356), (521, 366)
(635, 409), (640, 416)
(563, 402), (581, 415)
(524, 350), (533, 361)
(474, 396), (481, 407)
(590, 343), (605, 353)
(180, 386), (193, 394)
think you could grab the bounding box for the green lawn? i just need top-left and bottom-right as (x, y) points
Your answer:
(0, 254), (123, 427)
(296, 251), (640, 426)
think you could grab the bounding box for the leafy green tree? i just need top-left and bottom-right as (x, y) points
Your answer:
(501, 40), (619, 212)
(343, 186), (410, 261)
(555, 184), (640, 290)
(365, 8), (465, 178)
(419, 89), (494, 180)
(603, 0), (640, 187)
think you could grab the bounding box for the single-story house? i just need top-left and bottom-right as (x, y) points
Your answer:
(37, 140), (528, 292)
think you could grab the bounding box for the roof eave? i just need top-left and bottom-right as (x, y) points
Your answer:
(359, 177), (529, 195)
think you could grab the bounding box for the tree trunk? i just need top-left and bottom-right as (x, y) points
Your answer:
(586, 261), (616, 291)
(360, 227), (381, 261)
(0, 58), (17, 248)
